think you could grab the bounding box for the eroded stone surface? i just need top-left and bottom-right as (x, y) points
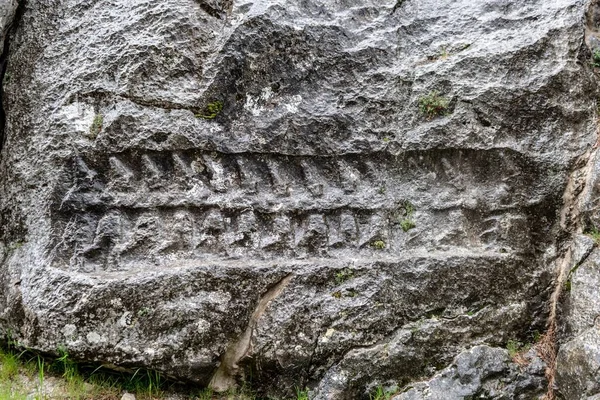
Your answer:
(0, 0), (597, 397)
(390, 346), (546, 400)
(557, 247), (600, 399)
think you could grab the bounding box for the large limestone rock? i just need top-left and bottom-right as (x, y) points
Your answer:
(0, 0), (597, 397)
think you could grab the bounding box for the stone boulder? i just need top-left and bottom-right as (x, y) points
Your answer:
(0, 0), (597, 397)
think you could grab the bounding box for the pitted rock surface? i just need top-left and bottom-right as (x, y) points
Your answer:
(390, 346), (546, 400)
(0, 0), (598, 397)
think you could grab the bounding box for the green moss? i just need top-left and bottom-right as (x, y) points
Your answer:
(400, 219), (416, 232)
(564, 278), (572, 292)
(335, 268), (355, 285)
(89, 114), (103, 138)
(372, 240), (386, 250)
(418, 91), (449, 118)
(398, 201), (416, 232)
(196, 100), (224, 119)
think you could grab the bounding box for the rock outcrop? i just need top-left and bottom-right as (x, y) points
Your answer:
(0, 0), (599, 397)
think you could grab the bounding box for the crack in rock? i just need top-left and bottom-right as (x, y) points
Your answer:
(209, 273), (293, 392)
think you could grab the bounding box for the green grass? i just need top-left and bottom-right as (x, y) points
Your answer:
(198, 387), (214, 400)
(0, 347), (21, 381)
(0, 341), (317, 399)
(418, 91), (449, 118)
(593, 49), (600, 68)
(586, 227), (600, 245)
(37, 355), (45, 399)
(0, 347), (28, 399)
(506, 339), (530, 358)
(0, 384), (28, 400)
(370, 386), (395, 400)
(400, 219), (416, 232)
(296, 387), (309, 400)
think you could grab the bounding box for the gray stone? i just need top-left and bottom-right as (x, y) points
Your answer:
(390, 345), (546, 400)
(557, 328), (600, 399)
(565, 248), (600, 336)
(0, 0), (597, 397)
(557, 247), (600, 399)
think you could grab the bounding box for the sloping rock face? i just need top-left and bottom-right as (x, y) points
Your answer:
(0, 0), (597, 397)
(393, 346), (546, 400)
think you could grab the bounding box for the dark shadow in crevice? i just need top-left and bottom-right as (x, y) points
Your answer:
(0, 0), (26, 156)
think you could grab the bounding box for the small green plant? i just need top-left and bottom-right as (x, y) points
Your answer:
(335, 268), (355, 285)
(137, 307), (152, 317)
(198, 387), (214, 400)
(129, 369), (162, 398)
(593, 49), (600, 68)
(586, 226), (600, 245)
(439, 46), (449, 59)
(3, 71), (11, 85)
(418, 91), (449, 119)
(372, 240), (386, 250)
(37, 355), (45, 399)
(506, 339), (530, 358)
(332, 291), (342, 299)
(400, 219), (416, 232)
(398, 201), (416, 232)
(89, 114), (103, 138)
(196, 100), (224, 119)
(9, 241), (24, 250)
(54, 346), (78, 381)
(370, 385), (395, 400)
(296, 387), (309, 400)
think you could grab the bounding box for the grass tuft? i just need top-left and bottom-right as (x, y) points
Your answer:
(593, 49), (600, 68)
(586, 226), (600, 245)
(418, 91), (449, 119)
(370, 385), (395, 400)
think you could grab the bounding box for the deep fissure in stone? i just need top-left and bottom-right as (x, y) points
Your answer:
(0, 0), (25, 155)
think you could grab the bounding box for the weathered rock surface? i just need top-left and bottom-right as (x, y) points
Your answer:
(0, 0), (598, 397)
(557, 244), (600, 399)
(392, 345), (546, 400)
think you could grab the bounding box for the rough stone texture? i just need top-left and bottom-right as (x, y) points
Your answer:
(555, 2), (600, 395)
(557, 327), (600, 399)
(391, 346), (546, 400)
(557, 245), (600, 399)
(0, 0), (598, 397)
